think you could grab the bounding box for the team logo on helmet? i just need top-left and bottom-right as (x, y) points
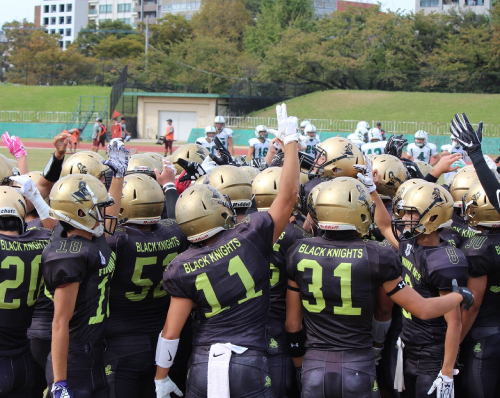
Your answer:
(71, 181), (91, 204)
(386, 171), (404, 189)
(77, 162), (88, 174)
(471, 190), (482, 204)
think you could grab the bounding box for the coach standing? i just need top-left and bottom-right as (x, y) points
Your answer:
(164, 118), (174, 156)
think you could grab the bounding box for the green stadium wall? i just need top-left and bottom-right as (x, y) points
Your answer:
(0, 123), (93, 139)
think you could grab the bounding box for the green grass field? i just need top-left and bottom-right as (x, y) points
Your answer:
(0, 85), (110, 112)
(250, 90), (500, 124)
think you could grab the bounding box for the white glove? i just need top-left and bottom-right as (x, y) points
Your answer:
(10, 175), (50, 220)
(155, 377), (183, 398)
(103, 138), (130, 178)
(163, 157), (177, 175)
(267, 104), (299, 146)
(353, 156), (376, 193)
(427, 370), (458, 397)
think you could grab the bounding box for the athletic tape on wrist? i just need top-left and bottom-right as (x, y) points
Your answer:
(155, 335), (179, 369)
(31, 194), (50, 220)
(372, 317), (392, 344)
(43, 153), (64, 182)
(163, 182), (176, 192)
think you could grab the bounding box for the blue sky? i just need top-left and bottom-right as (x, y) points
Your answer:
(0, 0), (416, 28)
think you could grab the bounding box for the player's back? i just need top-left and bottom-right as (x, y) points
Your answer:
(361, 141), (387, 156)
(164, 212), (274, 350)
(287, 236), (401, 350)
(106, 220), (189, 337)
(0, 228), (51, 357)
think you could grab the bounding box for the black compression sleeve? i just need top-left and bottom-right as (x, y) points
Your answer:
(161, 184), (178, 219)
(469, 150), (500, 215)
(424, 173), (438, 183)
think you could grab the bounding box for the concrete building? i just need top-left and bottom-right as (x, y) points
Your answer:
(41, 0), (88, 49)
(134, 0), (160, 24)
(88, 0), (136, 26)
(34, 6), (41, 28)
(415, 0), (492, 15)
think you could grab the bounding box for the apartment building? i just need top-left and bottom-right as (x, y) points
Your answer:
(41, 0), (88, 49)
(416, 0), (492, 15)
(88, 0), (136, 26)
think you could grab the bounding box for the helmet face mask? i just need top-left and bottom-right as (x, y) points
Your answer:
(392, 183), (453, 242)
(463, 180), (500, 228)
(205, 126), (217, 142)
(214, 116), (225, 133)
(414, 131), (428, 148)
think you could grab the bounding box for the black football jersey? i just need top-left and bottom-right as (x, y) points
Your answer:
(164, 212), (274, 350)
(460, 232), (500, 328)
(449, 211), (478, 246)
(43, 234), (115, 343)
(0, 228), (51, 356)
(106, 220), (188, 337)
(268, 220), (313, 342)
(286, 237), (401, 350)
(398, 240), (468, 345)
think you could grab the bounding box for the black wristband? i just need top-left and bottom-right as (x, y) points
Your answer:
(286, 330), (306, 358)
(42, 153), (64, 182)
(424, 173), (438, 183)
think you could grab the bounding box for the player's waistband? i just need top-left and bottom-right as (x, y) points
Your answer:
(194, 345), (268, 356)
(69, 340), (106, 355)
(305, 347), (374, 362)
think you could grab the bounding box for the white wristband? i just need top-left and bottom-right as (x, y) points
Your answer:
(155, 335), (179, 369)
(162, 183), (175, 193)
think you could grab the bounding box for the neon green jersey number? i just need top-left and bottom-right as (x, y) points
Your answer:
(402, 274), (413, 319)
(153, 252), (178, 298)
(27, 255), (43, 306)
(297, 260), (361, 315)
(89, 275), (109, 325)
(195, 255), (261, 318)
(0, 256), (24, 309)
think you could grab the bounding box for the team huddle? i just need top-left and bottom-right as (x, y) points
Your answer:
(1, 105), (499, 398)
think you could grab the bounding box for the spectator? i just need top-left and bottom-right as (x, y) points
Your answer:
(164, 119), (174, 156)
(121, 117), (131, 142)
(92, 118), (107, 153)
(67, 128), (82, 154)
(376, 122), (386, 140)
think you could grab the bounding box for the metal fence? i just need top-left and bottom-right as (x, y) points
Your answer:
(224, 117), (500, 137)
(0, 110), (73, 123)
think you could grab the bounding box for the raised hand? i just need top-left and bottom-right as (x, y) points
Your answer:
(103, 138), (130, 178)
(385, 134), (408, 159)
(210, 136), (235, 165)
(53, 132), (71, 159)
(267, 104), (299, 146)
(177, 158), (206, 182)
(450, 113), (483, 156)
(354, 156), (376, 193)
(2, 132), (27, 160)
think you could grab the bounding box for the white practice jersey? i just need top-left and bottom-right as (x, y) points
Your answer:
(300, 136), (321, 156)
(361, 141), (387, 156)
(407, 142), (437, 163)
(216, 128), (233, 150)
(347, 133), (364, 149)
(249, 138), (270, 159)
(196, 137), (217, 155)
(441, 144), (470, 162)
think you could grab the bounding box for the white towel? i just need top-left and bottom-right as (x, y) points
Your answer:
(394, 337), (405, 392)
(207, 343), (248, 398)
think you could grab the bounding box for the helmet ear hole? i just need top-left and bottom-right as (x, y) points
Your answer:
(133, 189), (137, 200)
(78, 209), (86, 217)
(361, 214), (367, 222)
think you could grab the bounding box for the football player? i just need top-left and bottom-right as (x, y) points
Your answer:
(104, 174), (189, 398)
(196, 126), (218, 155)
(347, 127), (368, 149)
(170, 143), (209, 176)
(459, 181), (500, 398)
(301, 124), (321, 157)
(0, 183), (52, 397)
(361, 128), (387, 156)
(300, 120), (311, 135)
(248, 125), (271, 161)
(367, 172), (469, 398)
(214, 116), (234, 155)
(154, 103), (300, 398)
(406, 130), (441, 164)
(126, 154), (162, 179)
(285, 177), (472, 398)
(42, 140), (128, 398)
(253, 166), (312, 397)
(61, 151), (109, 184)
(441, 134), (470, 163)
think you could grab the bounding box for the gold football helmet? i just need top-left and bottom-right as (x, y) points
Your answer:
(239, 166), (260, 184)
(49, 174), (116, 236)
(203, 165), (252, 209)
(176, 184), (235, 242)
(0, 186), (28, 233)
(313, 177), (373, 236)
(449, 167), (479, 208)
(171, 144), (209, 175)
(307, 181), (328, 225)
(126, 154), (160, 178)
(144, 152), (164, 166)
(393, 178), (426, 219)
(392, 182), (453, 241)
(371, 154), (407, 200)
(414, 160), (433, 177)
(61, 151), (108, 181)
(311, 137), (365, 178)
(463, 180), (500, 228)
(252, 167), (282, 211)
(0, 154), (15, 185)
(120, 174), (164, 225)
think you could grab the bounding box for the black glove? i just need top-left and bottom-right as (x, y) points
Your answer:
(401, 157), (424, 179)
(177, 158), (206, 182)
(234, 155), (248, 166)
(251, 158), (269, 171)
(450, 113), (483, 156)
(385, 134), (408, 159)
(452, 278), (474, 311)
(270, 150), (284, 167)
(210, 136), (235, 165)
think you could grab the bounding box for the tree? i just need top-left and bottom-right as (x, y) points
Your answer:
(93, 35), (145, 59)
(142, 14), (193, 53)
